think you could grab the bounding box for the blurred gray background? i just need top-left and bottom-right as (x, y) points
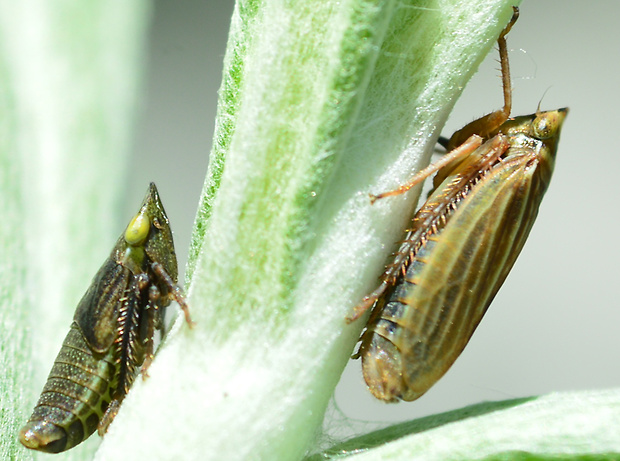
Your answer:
(128, 1), (620, 425)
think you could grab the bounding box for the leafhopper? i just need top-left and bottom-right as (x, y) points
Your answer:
(348, 8), (568, 402)
(19, 183), (193, 453)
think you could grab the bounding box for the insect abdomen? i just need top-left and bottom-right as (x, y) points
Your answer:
(19, 322), (117, 453)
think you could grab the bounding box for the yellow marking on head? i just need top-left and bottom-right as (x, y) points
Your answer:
(125, 212), (150, 246)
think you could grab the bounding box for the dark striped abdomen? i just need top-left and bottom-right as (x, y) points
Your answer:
(19, 322), (117, 453)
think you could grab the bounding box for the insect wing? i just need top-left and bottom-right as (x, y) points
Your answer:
(73, 256), (131, 353)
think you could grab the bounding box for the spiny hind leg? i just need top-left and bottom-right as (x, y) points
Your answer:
(139, 284), (165, 378)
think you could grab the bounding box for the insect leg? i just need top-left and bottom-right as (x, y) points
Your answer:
(98, 274), (148, 436)
(151, 261), (194, 327)
(370, 135), (483, 202)
(445, 6), (519, 150)
(98, 400), (120, 436)
(139, 284), (162, 378)
(372, 7), (519, 206)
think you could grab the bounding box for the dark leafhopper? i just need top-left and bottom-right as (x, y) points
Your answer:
(19, 182), (193, 453)
(348, 8), (568, 401)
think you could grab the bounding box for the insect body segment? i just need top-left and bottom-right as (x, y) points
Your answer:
(19, 183), (192, 453)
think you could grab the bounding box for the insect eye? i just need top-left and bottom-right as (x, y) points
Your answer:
(532, 113), (558, 140)
(125, 212), (150, 246)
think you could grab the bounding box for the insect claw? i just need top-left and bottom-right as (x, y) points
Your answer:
(346, 295), (377, 323)
(350, 346), (362, 360)
(175, 295), (195, 328)
(141, 358), (152, 379)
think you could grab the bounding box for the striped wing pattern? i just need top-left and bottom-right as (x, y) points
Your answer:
(360, 123), (558, 401)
